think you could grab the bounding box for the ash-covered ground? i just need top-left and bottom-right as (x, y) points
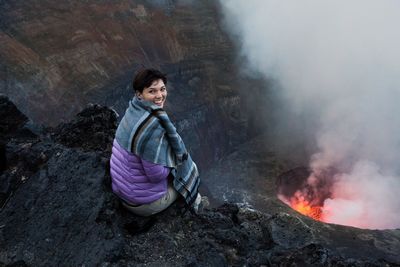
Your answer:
(1, 95), (399, 266)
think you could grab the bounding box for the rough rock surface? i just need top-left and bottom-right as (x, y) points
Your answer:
(0, 95), (42, 207)
(51, 104), (118, 156)
(1, 97), (399, 266)
(0, 95), (33, 141)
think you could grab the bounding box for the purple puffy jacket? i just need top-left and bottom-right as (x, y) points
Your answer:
(110, 139), (170, 204)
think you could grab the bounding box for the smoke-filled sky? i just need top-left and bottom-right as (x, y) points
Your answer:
(219, 0), (400, 229)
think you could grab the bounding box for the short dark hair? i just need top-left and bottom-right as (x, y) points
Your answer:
(133, 68), (167, 93)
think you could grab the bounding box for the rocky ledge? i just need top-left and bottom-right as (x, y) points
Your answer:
(0, 95), (399, 266)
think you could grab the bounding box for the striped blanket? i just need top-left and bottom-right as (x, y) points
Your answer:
(115, 96), (200, 205)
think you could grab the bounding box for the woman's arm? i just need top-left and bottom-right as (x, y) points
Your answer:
(141, 157), (170, 183)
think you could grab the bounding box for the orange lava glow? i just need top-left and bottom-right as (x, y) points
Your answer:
(290, 197), (324, 221)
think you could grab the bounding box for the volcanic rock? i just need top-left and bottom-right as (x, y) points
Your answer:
(1, 99), (400, 266)
(0, 96), (42, 207)
(51, 104), (118, 156)
(0, 95), (35, 142)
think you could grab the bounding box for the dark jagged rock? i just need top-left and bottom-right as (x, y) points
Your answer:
(0, 95), (28, 136)
(1, 99), (400, 266)
(0, 95), (35, 142)
(0, 140), (49, 208)
(51, 104), (118, 155)
(0, 96), (42, 207)
(0, 142), (6, 174)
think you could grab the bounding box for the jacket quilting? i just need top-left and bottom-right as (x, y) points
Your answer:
(110, 139), (170, 204)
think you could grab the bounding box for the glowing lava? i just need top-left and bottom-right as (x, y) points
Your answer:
(289, 194), (324, 221)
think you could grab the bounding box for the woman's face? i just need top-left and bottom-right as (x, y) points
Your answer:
(137, 79), (167, 108)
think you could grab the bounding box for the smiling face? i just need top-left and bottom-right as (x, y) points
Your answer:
(136, 79), (167, 108)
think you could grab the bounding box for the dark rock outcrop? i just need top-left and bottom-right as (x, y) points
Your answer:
(1, 98), (399, 266)
(51, 104), (118, 156)
(0, 96), (41, 207)
(0, 95), (34, 141)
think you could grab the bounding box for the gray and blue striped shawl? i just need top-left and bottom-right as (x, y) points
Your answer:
(115, 96), (200, 205)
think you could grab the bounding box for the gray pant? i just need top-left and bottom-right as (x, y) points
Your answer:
(122, 184), (179, 217)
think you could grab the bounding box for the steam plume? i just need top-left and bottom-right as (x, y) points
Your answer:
(220, 0), (400, 229)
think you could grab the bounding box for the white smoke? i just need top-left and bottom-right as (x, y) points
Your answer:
(219, 0), (400, 229)
(323, 161), (400, 229)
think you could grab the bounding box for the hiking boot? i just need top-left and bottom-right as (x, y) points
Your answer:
(192, 193), (210, 214)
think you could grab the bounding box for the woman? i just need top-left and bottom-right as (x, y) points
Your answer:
(110, 68), (201, 216)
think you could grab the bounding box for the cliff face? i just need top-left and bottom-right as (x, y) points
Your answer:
(0, 0), (190, 119)
(0, 0), (251, 169)
(1, 97), (399, 266)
